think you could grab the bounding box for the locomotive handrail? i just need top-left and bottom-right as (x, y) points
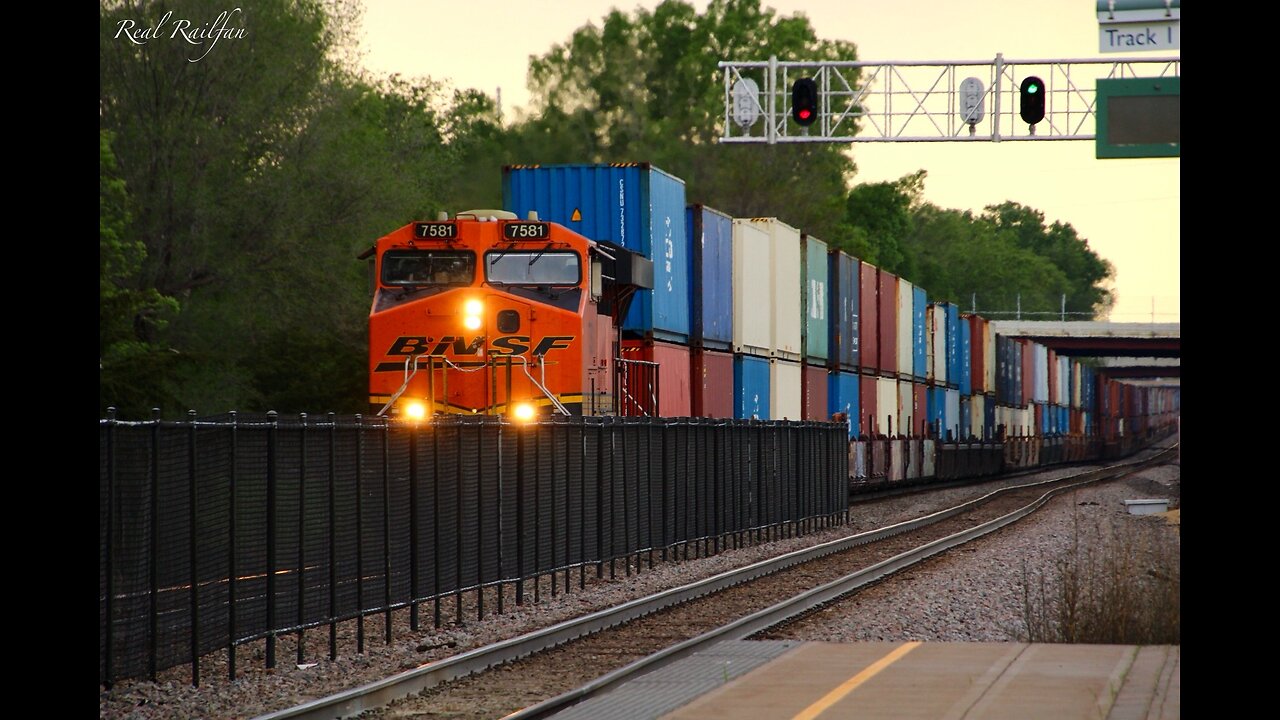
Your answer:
(521, 356), (570, 416)
(377, 354), (429, 417)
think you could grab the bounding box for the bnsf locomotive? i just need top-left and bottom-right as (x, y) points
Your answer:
(368, 210), (651, 420)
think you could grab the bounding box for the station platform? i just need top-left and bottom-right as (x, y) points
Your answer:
(548, 640), (1179, 719)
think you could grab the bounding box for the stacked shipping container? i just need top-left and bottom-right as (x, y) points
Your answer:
(502, 163), (1164, 440)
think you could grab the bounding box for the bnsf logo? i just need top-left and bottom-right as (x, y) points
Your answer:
(387, 335), (575, 357)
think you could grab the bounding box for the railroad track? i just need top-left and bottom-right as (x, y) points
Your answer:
(256, 443), (1177, 720)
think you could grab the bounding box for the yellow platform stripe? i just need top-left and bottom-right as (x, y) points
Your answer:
(791, 642), (922, 720)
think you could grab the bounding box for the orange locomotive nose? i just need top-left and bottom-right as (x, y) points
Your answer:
(368, 212), (605, 418)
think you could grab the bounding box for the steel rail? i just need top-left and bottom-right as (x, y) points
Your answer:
(255, 444), (1175, 720)
(508, 443), (1177, 719)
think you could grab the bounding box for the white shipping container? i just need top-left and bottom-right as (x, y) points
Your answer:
(770, 357), (802, 421)
(731, 219), (772, 356)
(1033, 344), (1049, 404)
(984, 322), (996, 394)
(898, 380), (914, 436)
(752, 218), (802, 361)
(930, 305), (947, 383)
(970, 394), (985, 440)
(876, 377), (899, 435)
(897, 279), (913, 375)
(945, 388), (960, 440)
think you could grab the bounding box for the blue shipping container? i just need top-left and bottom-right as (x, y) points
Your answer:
(687, 205), (733, 349)
(734, 354), (771, 420)
(912, 286), (927, 379)
(945, 303), (960, 388)
(927, 387), (946, 439)
(827, 251), (859, 369)
(503, 163), (689, 341)
(959, 320), (972, 396)
(959, 396), (972, 440)
(945, 388), (960, 441)
(827, 370), (861, 439)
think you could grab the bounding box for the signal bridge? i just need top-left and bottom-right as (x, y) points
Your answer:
(719, 55), (1179, 144)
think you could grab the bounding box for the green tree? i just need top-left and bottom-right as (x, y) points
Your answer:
(843, 169), (926, 273)
(100, 1), (487, 414)
(511, 0), (859, 240)
(100, 130), (180, 416)
(979, 202), (1115, 317)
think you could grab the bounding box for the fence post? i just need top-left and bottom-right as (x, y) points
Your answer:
(149, 407), (160, 681)
(228, 411), (238, 678)
(381, 420), (392, 642)
(534, 423), (543, 602)
(266, 410), (278, 669)
(297, 412), (307, 664)
(515, 421), (525, 606)
(409, 417), (420, 630)
(476, 420), (483, 617)
(495, 418), (504, 615)
(354, 413), (365, 654)
(596, 418), (604, 577)
(431, 418), (441, 629)
(104, 407), (117, 688)
(620, 419), (631, 577)
(453, 418), (465, 624)
(327, 412), (338, 659)
(188, 410), (200, 686)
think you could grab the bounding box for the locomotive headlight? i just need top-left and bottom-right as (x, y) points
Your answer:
(462, 298), (483, 330)
(404, 401), (427, 422)
(512, 402), (535, 422)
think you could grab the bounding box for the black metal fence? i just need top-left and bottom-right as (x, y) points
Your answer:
(99, 411), (849, 687)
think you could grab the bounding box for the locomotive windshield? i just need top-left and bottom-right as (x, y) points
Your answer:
(382, 250), (475, 286)
(485, 251), (580, 286)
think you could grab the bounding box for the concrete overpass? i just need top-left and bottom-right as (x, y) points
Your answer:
(989, 321), (1179, 379)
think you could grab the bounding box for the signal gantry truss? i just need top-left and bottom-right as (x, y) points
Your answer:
(719, 55), (1180, 143)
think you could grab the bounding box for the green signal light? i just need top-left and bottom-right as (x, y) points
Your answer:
(1028, 85), (1040, 94)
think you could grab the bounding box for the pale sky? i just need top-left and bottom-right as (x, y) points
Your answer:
(358, 0), (1179, 323)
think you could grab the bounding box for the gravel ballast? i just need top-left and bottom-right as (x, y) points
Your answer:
(99, 453), (1178, 720)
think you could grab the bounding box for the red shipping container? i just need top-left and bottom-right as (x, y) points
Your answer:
(859, 262), (878, 373)
(859, 374), (879, 436)
(620, 338), (692, 416)
(877, 269), (898, 375)
(691, 348), (734, 418)
(1047, 349), (1058, 405)
(802, 363), (829, 421)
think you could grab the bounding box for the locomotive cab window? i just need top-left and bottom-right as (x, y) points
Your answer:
(485, 251), (580, 286)
(382, 250), (475, 286)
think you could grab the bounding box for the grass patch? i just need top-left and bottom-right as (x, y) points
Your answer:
(1020, 506), (1179, 644)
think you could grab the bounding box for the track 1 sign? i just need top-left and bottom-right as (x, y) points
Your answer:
(1097, 0), (1180, 53)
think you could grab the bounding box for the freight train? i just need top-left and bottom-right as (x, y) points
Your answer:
(367, 163), (1179, 460)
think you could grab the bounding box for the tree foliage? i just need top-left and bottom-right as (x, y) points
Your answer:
(511, 0), (859, 241)
(852, 172), (1115, 318)
(99, 0), (495, 415)
(98, 0), (1118, 416)
(100, 129), (180, 416)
